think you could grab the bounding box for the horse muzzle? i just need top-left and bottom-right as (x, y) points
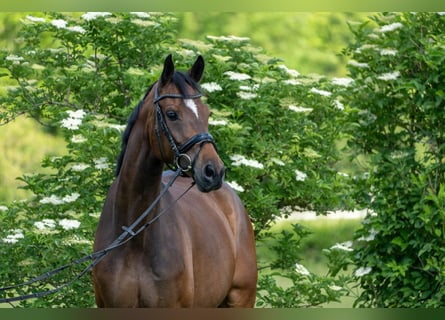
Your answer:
(194, 160), (225, 193)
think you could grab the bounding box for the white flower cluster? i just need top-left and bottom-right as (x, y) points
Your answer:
(227, 181), (245, 193)
(70, 158), (109, 173)
(94, 157), (109, 170)
(380, 48), (398, 56)
(283, 79), (301, 86)
(224, 71), (251, 81)
(378, 22), (403, 33)
(294, 169), (307, 182)
(295, 263), (310, 276)
(59, 219), (81, 230)
(377, 71), (400, 81)
(209, 119), (228, 126)
(26, 15), (45, 23)
(348, 60), (369, 69)
(200, 82), (222, 93)
(230, 154), (264, 169)
(237, 84), (258, 100)
(51, 19), (67, 29)
(334, 100), (345, 111)
(2, 229), (24, 244)
(26, 15), (86, 34)
(81, 12), (112, 21)
(271, 158), (285, 166)
(71, 134), (87, 144)
(354, 266), (372, 277)
(310, 87), (332, 97)
(289, 105), (313, 113)
(130, 12), (150, 19)
(332, 77), (354, 87)
(358, 228), (377, 242)
(40, 192), (80, 205)
(331, 241), (353, 252)
(278, 65), (300, 78)
(34, 218), (81, 231)
(34, 219), (56, 231)
(67, 26), (87, 33)
(71, 163), (90, 172)
(61, 109), (86, 130)
(5, 55), (25, 65)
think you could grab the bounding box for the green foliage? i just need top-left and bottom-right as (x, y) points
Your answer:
(177, 13), (368, 77)
(343, 12), (445, 307)
(0, 12), (354, 307)
(256, 223), (356, 307)
(5, 11), (443, 309)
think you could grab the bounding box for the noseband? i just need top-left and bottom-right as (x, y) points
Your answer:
(153, 83), (216, 173)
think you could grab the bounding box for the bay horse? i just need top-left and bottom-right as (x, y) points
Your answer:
(92, 54), (257, 307)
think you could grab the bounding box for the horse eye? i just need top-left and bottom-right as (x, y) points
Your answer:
(166, 110), (179, 121)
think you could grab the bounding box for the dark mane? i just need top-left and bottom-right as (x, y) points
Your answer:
(114, 95), (146, 176)
(115, 71), (201, 176)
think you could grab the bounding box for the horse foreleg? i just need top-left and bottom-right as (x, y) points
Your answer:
(93, 280), (105, 308)
(218, 261), (257, 308)
(218, 284), (256, 308)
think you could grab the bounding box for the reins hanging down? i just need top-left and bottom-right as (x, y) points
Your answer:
(0, 168), (194, 304)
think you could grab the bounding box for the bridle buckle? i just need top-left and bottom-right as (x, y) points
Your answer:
(175, 153), (193, 172)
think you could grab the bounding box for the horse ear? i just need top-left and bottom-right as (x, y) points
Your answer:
(160, 54), (175, 87)
(189, 55), (205, 83)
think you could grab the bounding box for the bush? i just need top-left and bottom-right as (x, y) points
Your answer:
(343, 12), (445, 307)
(0, 12), (355, 307)
(256, 223), (355, 307)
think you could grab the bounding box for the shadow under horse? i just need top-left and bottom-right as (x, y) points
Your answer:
(92, 54), (257, 307)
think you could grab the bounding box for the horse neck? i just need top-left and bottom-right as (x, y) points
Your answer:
(114, 101), (164, 227)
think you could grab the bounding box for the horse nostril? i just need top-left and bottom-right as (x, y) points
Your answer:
(204, 164), (216, 179)
(197, 163), (225, 192)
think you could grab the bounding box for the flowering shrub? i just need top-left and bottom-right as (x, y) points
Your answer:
(0, 12), (355, 307)
(256, 223), (355, 307)
(343, 12), (445, 307)
(0, 12), (179, 307)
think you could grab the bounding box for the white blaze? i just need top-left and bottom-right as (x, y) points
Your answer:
(184, 99), (199, 118)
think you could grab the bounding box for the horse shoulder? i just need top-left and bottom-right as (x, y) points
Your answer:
(213, 182), (253, 238)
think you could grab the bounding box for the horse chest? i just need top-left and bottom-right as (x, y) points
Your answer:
(117, 242), (229, 307)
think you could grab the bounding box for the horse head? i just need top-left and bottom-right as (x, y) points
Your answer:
(149, 54), (225, 192)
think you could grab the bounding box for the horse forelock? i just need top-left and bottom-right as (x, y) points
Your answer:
(170, 71), (201, 96)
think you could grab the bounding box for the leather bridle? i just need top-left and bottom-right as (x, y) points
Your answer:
(153, 83), (216, 173)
